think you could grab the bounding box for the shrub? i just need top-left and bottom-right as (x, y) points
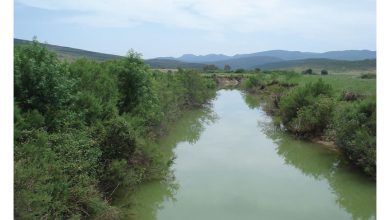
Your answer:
(99, 117), (137, 164)
(14, 130), (105, 219)
(279, 79), (333, 136)
(334, 99), (376, 177)
(302, 68), (313, 75)
(321, 69), (329, 75)
(14, 40), (74, 130)
(243, 75), (264, 90)
(235, 68), (246, 73)
(340, 90), (363, 102)
(361, 73), (376, 79)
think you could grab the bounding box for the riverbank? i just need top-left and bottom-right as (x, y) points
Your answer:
(240, 71), (376, 178)
(14, 40), (217, 219)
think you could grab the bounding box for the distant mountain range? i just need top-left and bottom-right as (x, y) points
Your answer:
(159, 49), (376, 63)
(14, 38), (376, 73)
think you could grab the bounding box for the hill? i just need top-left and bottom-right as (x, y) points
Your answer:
(208, 56), (283, 69)
(14, 38), (207, 69)
(14, 38), (123, 61)
(144, 59), (205, 69)
(233, 50), (376, 61)
(14, 38), (376, 72)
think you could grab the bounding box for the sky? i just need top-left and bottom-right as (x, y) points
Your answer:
(14, 0), (376, 59)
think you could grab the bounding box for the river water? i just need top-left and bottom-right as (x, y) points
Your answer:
(114, 89), (376, 220)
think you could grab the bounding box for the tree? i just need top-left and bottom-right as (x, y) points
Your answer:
(203, 64), (218, 73)
(321, 69), (329, 75)
(255, 68), (261, 73)
(302, 68), (313, 75)
(235, 68), (245, 73)
(224, 64), (231, 72)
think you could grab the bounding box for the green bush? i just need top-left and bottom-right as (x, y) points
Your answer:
(321, 69), (329, 75)
(279, 79), (333, 136)
(14, 40), (75, 130)
(14, 130), (106, 219)
(334, 99), (376, 177)
(243, 75), (264, 90)
(99, 117), (137, 164)
(14, 39), (217, 219)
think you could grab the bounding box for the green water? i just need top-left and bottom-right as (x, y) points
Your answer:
(114, 89), (376, 220)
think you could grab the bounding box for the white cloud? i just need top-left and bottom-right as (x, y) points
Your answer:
(16, 0), (375, 36)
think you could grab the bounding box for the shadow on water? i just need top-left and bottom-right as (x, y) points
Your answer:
(253, 93), (376, 220)
(113, 103), (218, 220)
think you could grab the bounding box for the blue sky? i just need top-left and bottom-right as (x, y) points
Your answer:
(14, 0), (376, 59)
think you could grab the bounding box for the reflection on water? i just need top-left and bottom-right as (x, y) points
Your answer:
(115, 90), (375, 220)
(113, 104), (218, 220)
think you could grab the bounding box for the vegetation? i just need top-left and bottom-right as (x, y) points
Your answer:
(302, 68), (314, 75)
(242, 71), (376, 178)
(14, 39), (216, 219)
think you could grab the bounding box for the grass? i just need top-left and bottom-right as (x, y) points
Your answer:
(288, 74), (376, 97)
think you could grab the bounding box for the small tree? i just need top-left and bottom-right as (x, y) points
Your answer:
(302, 68), (313, 75)
(203, 64), (218, 73)
(235, 68), (245, 73)
(321, 69), (329, 75)
(224, 64), (231, 72)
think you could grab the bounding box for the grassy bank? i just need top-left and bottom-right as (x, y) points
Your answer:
(241, 71), (376, 178)
(14, 40), (216, 219)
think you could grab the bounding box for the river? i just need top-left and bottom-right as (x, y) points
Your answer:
(114, 89), (376, 220)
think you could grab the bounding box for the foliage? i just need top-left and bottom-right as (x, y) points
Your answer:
(243, 75), (264, 91)
(243, 70), (376, 177)
(321, 69), (329, 75)
(361, 73), (376, 79)
(302, 68), (313, 75)
(14, 39), (216, 219)
(14, 39), (75, 130)
(333, 99), (376, 177)
(235, 68), (246, 73)
(203, 64), (219, 73)
(279, 79), (333, 136)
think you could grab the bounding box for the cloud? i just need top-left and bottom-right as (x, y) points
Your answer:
(16, 0), (375, 36)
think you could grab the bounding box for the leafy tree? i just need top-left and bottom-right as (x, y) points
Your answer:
(235, 68), (246, 73)
(302, 68), (313, 75)
(14, 40), (74, 130)
(321, 69), (329, 75)
(203, 64), (219, 72)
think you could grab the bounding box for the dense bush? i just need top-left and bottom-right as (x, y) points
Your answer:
(235, 68), (246, 73)
(334, 99), (376, 177)
(279, 79), (333, 136)
(361, 73), (376, 79)
(302, 68), (313, 75)
(14, 129), (107, 219)
(14, 40), (75, 130)
(14, 40), (216, 219)
(243, 75), (265, 91)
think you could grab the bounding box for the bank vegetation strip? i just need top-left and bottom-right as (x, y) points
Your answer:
(14, 40), (216, 219)
(240, 71), (376, 179)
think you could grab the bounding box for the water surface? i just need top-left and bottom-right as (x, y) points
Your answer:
(115, 89), (376, 220)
